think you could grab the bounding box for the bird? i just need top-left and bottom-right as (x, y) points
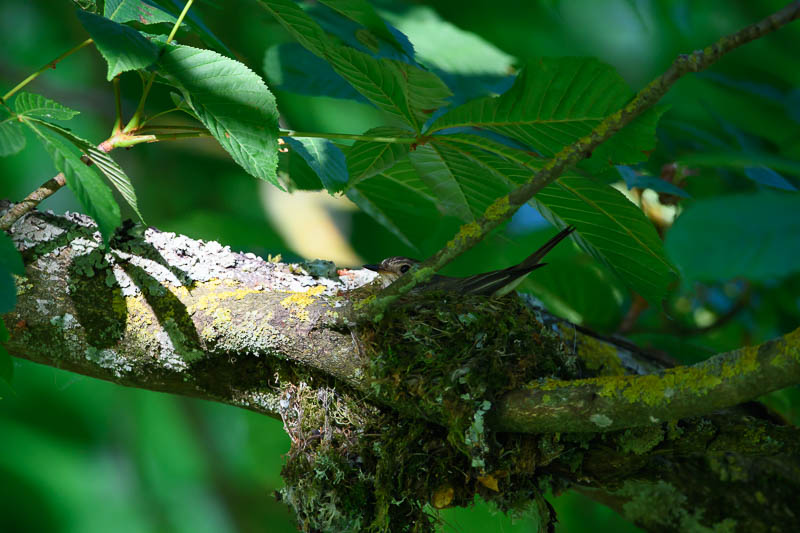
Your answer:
(363, 226), (575, 297)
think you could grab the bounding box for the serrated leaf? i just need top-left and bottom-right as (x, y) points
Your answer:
(317, 0), (406, 54)
(263, 43), (367, 102)
(0, 109), (25, 156)
(530, 176), (676, 303)
(25, 122), (121, 245)
(346, 126), (413, 185)
(105, 0), (178, 24)
(430, 57), (663, 172)
(259, 0), (451, 131)
(282, 137), (348, 193)
(76, 9), (160, 80)
(347, 157), (440, 248)
(665, 191), (800, 282)
(408, 141), (511, 221)
(158, 44), (280, 186)
(31, 120), (143, 221)
(13, 92), (80, 120)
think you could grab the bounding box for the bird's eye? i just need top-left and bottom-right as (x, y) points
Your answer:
(400, 264), (411, 273)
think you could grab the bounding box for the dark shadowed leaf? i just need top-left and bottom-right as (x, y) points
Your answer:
(531, 176), (676, 303)
(158, 44), (281, 186)
(316, 0), (406, 54)
(665, 191), (800, 282)
(346, 127), (413, 186)
(282, 137), (348, 193)
(76, 9), (160, 80)
(617, 166), (690, 197)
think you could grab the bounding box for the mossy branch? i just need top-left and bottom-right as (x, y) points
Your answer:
(495, 328), (800, 433)
(356, 1), (800, 321)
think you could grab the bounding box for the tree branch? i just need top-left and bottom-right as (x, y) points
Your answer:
(358, 1), (800, 320)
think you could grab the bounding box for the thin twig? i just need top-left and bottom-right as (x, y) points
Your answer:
(2, 38), (93, 102)
(0, 174), (66, 231)
(355, 1), (800, 321)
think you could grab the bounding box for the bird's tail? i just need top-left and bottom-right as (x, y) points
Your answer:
(519, 226), (575, 269)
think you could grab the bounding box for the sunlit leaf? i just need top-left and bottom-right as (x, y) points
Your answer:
(13, 92), (80, 121)
(75, 9), (160, 80)
(25, 122), (121, 245)
(531, 176), (676, 303)
(105, 0), (178, 24)
(158, 44), (281, 186)
(282, 137), (348, 193)
(665, 190), (800, 282)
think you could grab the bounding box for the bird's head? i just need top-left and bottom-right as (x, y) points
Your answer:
(363, 256), (420, 287)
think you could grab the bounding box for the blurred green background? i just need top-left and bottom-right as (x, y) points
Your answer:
(1, 0), (798, 531)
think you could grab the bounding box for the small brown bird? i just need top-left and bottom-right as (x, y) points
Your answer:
(364, 226), (575, 297)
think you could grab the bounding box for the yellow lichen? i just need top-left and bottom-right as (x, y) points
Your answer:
(485, 196), (511, 220)
(575, 332), (625, 376)
(281, 285), (326, 321)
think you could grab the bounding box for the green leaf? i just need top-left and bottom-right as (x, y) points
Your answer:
(158, 44), (280, 186)
(282, 137), (348, 193)
(665, 191), (800, 283)
(381, 6), (513, 77)
(13, 92), (80, 120)
(430, 57), (663, 172)
(617, 166), (690, 198)
(316, 0), (406, 54)
(29, 119), (143, 221)
(347, 156), (441, 248)
(76, 9), (160, 80)
(0, 109), (25, 156)
(105, 0), (178, 24)
(263, 43), (366, 102)
(346, 127), (413, 185)
(531, 176), (676, 303)
(408, 140), (511, 221)
(25, 122), (121, 245)
(0, 232), (23, 313)
(259, 0), (451, 131)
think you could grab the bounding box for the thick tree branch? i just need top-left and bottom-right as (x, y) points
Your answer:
(4, 206), (800, 531)
(359, 1), (800, 320)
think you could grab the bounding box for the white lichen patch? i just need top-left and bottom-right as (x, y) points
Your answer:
(84, 347), (132, 377)
(590, 413), (613, 428)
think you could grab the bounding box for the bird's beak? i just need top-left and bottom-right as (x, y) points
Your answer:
(363, 264), (381, 272)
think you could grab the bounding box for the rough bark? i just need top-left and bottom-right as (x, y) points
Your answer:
(3, 205), (799, 531)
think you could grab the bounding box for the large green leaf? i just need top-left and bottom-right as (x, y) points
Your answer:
(346, 156), (441, 248)
(316, 0), (405, 54)
(76, 9), (160, 80)
(282, 137), (348, 193)
(14, 92), (80, 121)
(530, 176), (676, 303)
(105, 0), (177, 24)
(665, 191), (800, 283)
(25, 122), (121, 245)
(345, 127), (413, 186)
(0, 109), (25, 156)
(259, 0), (451, 131)
(408, 140), (511, 221)
(31, 120), (143, 221)
(0, 321), (11, 385)
(158, 44), (281, 186)
(430, 57), (663, 172)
